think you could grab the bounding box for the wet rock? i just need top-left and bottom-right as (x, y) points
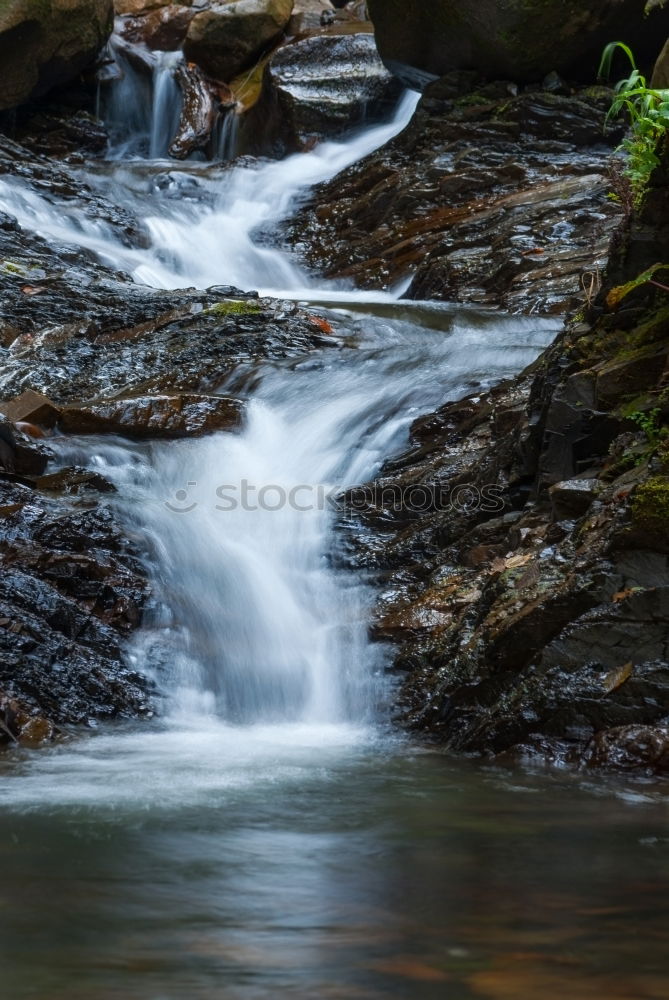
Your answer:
(0, 389), (60, 428)
(0, 0), (114, 111)
(269, 30), (402, 145)
(120, 4), (196, 50)
(169, 62), (220, 158)
(60, 393), (244, 437)
(345, 275), (669, 765)
(367, 0), (663, 90)
(581, 725), (669, 773)
(549, 478), (599, 520)
(0, 135), (148, 248)
(0, 471), (152, 741)
(283, 83), (623, 313)
(12, 110), (109, 160)
(0, 131), (338, 745)
(184, 0), (294, 83)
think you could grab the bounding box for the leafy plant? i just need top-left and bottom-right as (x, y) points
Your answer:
(628, 407), (664, 445)
(599, 42), (669, 198)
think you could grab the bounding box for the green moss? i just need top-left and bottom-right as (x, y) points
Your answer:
(631, 476), (669, 542)
(203, 299), (262, 317)
(1, 260), (27, 276)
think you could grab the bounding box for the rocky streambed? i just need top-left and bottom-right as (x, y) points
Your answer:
(0, 0), (667, 778)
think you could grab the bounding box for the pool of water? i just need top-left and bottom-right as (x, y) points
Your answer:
(0, 726), (667, 1000)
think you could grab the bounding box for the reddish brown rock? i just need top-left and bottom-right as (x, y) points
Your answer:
(60, 393), (244, 438)
(0, 389), (60, 428)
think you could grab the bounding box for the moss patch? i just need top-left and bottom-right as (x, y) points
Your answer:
(631, 476), (669, 545)
(203, 299), (262, 317)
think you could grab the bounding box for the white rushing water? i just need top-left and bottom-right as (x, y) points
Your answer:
(0, 90), (420, 297)
(0, 86), (562, 808)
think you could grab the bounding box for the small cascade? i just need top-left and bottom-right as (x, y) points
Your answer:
(103, 35), (184, 158)
(149, 51), (184, 159)
(215, 107), (241, 163)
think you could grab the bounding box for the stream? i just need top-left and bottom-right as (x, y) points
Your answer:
(0, 73), (668, 1000)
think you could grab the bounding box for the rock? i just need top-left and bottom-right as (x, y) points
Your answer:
(169, 61), (220, 158)
(549, 478), (599, 520)
(0, 0), (114, 111)
(283, 82), (623, 312)
(0, 422), (16, 473)
(269, 30), (402, 145)
(120, 4), (196, 50)
(0, 389), (60, 428)
(367, 0), (663, 90)
(0, 470), (153, 741)
(184, 0), (294, 83)
(288, 0), (333, 34)
(59, 393), (244, 437)
(581, 725), (669, 773)
(114, 0), (172, 12)
(651, 37), (669, 89)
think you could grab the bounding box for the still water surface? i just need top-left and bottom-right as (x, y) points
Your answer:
(1, 731), (667, 1000)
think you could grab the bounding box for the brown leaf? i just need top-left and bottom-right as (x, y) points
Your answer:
(20, 285), (47, 296)
(505, 554), (532, 569)
(602, 661), (633, 694)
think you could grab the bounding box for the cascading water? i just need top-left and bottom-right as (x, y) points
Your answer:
(0, 86), (560, 801)
(2, 49), (668, 1000)
(103, 38), (184, 159)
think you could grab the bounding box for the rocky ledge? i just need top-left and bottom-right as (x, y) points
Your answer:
(344, 144), (669, 774)
(283, 77), (625, 314)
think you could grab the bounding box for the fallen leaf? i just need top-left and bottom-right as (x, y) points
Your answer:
(308, 314), (334, 335)
(20, 285), (47, 296)
(602, 661), (633, 694)
(612, 588), (634, 603)
(505, 554), (533, 569)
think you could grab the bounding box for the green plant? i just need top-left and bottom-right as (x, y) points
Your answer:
(599, 42), (669, 198)
(628, 407), (664, 445)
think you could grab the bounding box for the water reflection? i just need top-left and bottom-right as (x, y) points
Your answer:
(1, 747), (667, 999)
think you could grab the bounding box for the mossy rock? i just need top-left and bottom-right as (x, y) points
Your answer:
(0, 0), (113, 111)
(204, 299), (262, 316)
(631, 476), (669, 549)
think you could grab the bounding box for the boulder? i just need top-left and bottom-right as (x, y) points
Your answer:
(184, 0), (294, 83)
(269, 30), (402, 145)
(366, 0), (662, 89)
(0, 0), (114, 111)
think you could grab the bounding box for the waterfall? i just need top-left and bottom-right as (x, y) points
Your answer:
(215, 107), (240, 163)
(0, 90), (420, 296)
(0, 84), (560, 798)
(103, 38), (183, 159)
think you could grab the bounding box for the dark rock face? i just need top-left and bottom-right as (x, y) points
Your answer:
(0, 458), (152, 745)
(340, 140), (669, 768)
(269, 31), (401, 145)
(0, 0), (113, 111)
(367, 0), (664, 90)
(283, 80), (624, 314)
